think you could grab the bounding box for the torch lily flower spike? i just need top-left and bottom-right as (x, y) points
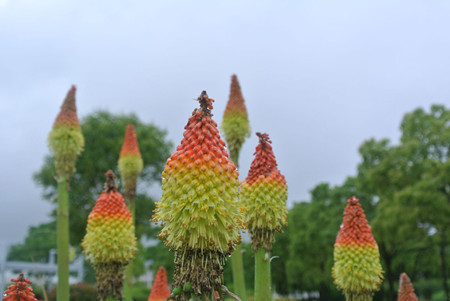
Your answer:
(82, 170), (137, 301)
(221, 74), (250, 301)
(49, 85), (84, 301)
(152, 91), (243, 300)
(332, 196), (383, 301)
(48, 85), (84, 179)
(241, 132), (288, 251)
(397, 273), (418, 301)
(148, 267), (171, 301)
(118, 124), (143, 201)
(221, 74), (251, 165)
(3, 273), (37, 301)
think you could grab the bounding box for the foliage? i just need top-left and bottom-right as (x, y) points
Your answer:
(271, 226), (289, 295)
(357, 104), (450, 300)
(7, 222), (56, 262)
(145, 241), (175, 282)
(130, 281), (151, 301)
(285, 178), (374, 300)
(33, 110), (172, 246)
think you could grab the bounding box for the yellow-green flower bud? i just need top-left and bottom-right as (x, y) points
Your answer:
(48, 85), (84, 179)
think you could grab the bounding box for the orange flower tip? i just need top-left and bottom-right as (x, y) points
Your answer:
(348, 196), (359, 205)
(120, 124), (142, 157)
(52, 85), (81, 128)
(62, 85), (77, 112)
(256, 132), (271, 145)
(400, 273), (409, 282)
(223, 74), (248, 116)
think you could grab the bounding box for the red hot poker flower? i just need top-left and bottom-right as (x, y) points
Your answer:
(240, 132), (288, 251)
(3, 273), (37, 301)
(397, 273), (418, 301)
(332, 197), (383, 301)
(221, 74), (251, 164)
(148, 267), (171, 301)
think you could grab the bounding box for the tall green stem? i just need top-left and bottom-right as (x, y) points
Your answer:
(254, 248), (271, 301)
(230, 152), (246, 301)
(123, 198), (135, 301)
(57, 177), (69, 301)
(231, 245), (246, 300)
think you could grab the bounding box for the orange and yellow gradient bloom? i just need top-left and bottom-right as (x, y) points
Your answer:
(82, 171), (137, 300)
(332, 197), (383, 301)
(118, 124), (143, 200)
(152, 91), (243, 298)
(241, 132), (288, 251)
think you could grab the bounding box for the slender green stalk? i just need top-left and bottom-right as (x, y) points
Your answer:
(231, 245), (246, 300)
(230, 153), (247, 301)
(254, 248), (271, 301)
(57, 177), (69, 301)
(123, 200), (135, 301)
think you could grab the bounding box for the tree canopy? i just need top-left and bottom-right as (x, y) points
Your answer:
(357, 104), (449, 300)
(32, 110), (172, 247)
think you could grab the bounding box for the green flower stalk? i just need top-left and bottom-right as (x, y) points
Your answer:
(221, 74), (251, 164)
(221, 74), (251, 301)
(82, 171), (137, 301)
(240, 133), (288, 301)
(118, 124), (143, 301)
(48, 85), (84, 301)
(332, 197), (383, 301)
(152, 91), (243, 300)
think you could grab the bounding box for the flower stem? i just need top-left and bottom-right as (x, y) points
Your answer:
(123, 196), (136, 301)
(254, 248), (271, 301)
(229, 154), (246, 301)
(231, 245), (246, 301)
(57, 177), (70, 301)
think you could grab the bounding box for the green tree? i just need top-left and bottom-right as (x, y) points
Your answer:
(34, 110), (172, 247)
(357, 105), (450, 301)
(11, 110), (172, 290)
(10, 110), (172, 273)
(271, 226), (289, 296)
(7, 221), (56, 262)
(286, 178), (375, 301)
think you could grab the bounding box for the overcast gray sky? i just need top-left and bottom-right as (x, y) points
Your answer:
(1, 0), (449, 247)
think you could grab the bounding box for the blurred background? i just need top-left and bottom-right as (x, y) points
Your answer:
(0, 1), (449, 300)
